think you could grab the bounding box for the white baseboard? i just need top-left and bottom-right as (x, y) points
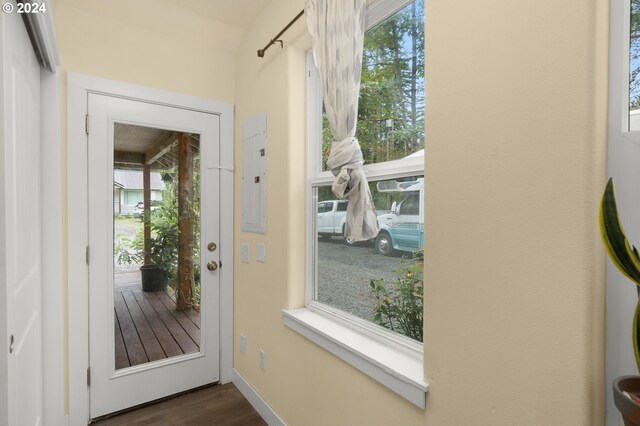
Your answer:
(231, 369), (286, 426)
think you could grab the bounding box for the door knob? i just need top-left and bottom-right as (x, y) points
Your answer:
(9, 335), (14, 354)
(207, 261), (218, 271)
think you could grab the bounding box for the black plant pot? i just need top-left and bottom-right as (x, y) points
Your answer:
(140, 265), (168, 292)
(614, 376), (640, 426)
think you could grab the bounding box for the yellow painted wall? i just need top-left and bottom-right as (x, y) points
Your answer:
(55, 0), (239, 103)
(232, 1), (428, 424)
(52, 0), (607, 422)
(422, 0), (608, 424)
(234, 0), (607, 425)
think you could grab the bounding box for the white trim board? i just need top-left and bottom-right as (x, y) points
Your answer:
(67, 73), (234, 424)
(41, 66), (64, 426)
(231, 369), (286, 426)
(17, 0), (64, 423)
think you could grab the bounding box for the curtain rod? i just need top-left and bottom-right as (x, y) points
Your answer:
(257, 10), (305, 58)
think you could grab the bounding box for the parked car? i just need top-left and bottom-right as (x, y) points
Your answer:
(317, 199), (349, 242)
(375, 178), (424, 256)
(133, 200), (161, 218)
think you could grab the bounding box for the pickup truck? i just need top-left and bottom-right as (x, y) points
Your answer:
(317, 200), (349, 240)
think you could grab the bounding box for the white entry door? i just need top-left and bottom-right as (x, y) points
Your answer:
(88, 93), (221, 418)
(1, 3), (44, 425)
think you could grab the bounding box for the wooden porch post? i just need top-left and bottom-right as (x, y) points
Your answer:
(177, 133), (193, 311)
(143, 164), (151, 265)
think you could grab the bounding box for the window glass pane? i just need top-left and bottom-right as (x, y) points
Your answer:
(631, 0), (640, 130)
(399, 194), (419, 215)
(318, 202), (331, 213)
(321, 0), (425, 169)
(313, 176), (424, 342)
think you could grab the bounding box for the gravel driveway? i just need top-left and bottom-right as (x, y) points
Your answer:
(316, 237), (414, 321)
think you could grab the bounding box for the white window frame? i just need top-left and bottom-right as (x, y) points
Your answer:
(283, 0), (428, 409)
(607, 1), (640, 425)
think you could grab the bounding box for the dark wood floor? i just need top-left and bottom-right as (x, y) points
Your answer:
(92, 383), (266, 426)
(114, 271), (200, 369)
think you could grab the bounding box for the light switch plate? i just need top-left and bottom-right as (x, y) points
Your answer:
(259, 349), (266, 370)
(240, 243), (249, 263)
(256, 243), (266, 263)
(240, 335), (247, 354)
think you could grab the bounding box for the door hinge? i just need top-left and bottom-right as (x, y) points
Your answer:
(85, 246), (90, 265)
(85, 114), (89, 135)
(87, 367), (91, 386)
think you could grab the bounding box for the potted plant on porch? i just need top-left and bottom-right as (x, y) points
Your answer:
(115, 206), (178, 292)
(139, 219), (177, 292)
(600, 178), (640, 425)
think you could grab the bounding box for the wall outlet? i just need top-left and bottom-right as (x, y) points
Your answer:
(240, 335), (247, 354)
(259, 349), (266, 370)
(256, 243), (266, 263)
(240, 243), (249, 263)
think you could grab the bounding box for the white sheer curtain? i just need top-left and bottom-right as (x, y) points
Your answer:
(305, 0), (380, 242)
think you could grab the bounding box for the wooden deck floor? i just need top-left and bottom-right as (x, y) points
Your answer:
(114, 271), (200, 369)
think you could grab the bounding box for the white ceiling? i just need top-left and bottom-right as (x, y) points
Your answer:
(166, 0), (269, 30)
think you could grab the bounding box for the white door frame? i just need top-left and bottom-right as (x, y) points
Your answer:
(67, 73), (234, 424)
(41, 63), (64, 426)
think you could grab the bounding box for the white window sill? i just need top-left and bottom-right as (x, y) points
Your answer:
(282, 307), (429, 408)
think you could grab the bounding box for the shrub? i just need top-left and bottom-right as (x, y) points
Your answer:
(370, 249), (423, 342)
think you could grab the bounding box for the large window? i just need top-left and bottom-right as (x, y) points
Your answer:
(307, 0), (425, 343)
(631, 0), (640, 129)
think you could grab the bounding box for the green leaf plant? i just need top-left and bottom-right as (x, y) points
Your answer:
(370, 249), (424, 342)
(114, 164), (201, 308)
(600, 178), (640, 372)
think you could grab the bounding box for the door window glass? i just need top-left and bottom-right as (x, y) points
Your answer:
(113, 124), (202, 370)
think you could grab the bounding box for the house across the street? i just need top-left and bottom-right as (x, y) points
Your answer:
(113, 169), (165, 215)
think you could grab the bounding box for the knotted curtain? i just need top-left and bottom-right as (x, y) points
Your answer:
(305, 0), (379, 241)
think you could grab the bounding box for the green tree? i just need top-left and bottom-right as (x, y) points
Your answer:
(322, 0), (425, 168)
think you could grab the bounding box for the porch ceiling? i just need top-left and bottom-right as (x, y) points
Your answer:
(115, 124), (166, 154)
(114, 123), (199, 171)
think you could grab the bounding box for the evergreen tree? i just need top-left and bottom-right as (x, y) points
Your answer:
(322, 0), (425, 169)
